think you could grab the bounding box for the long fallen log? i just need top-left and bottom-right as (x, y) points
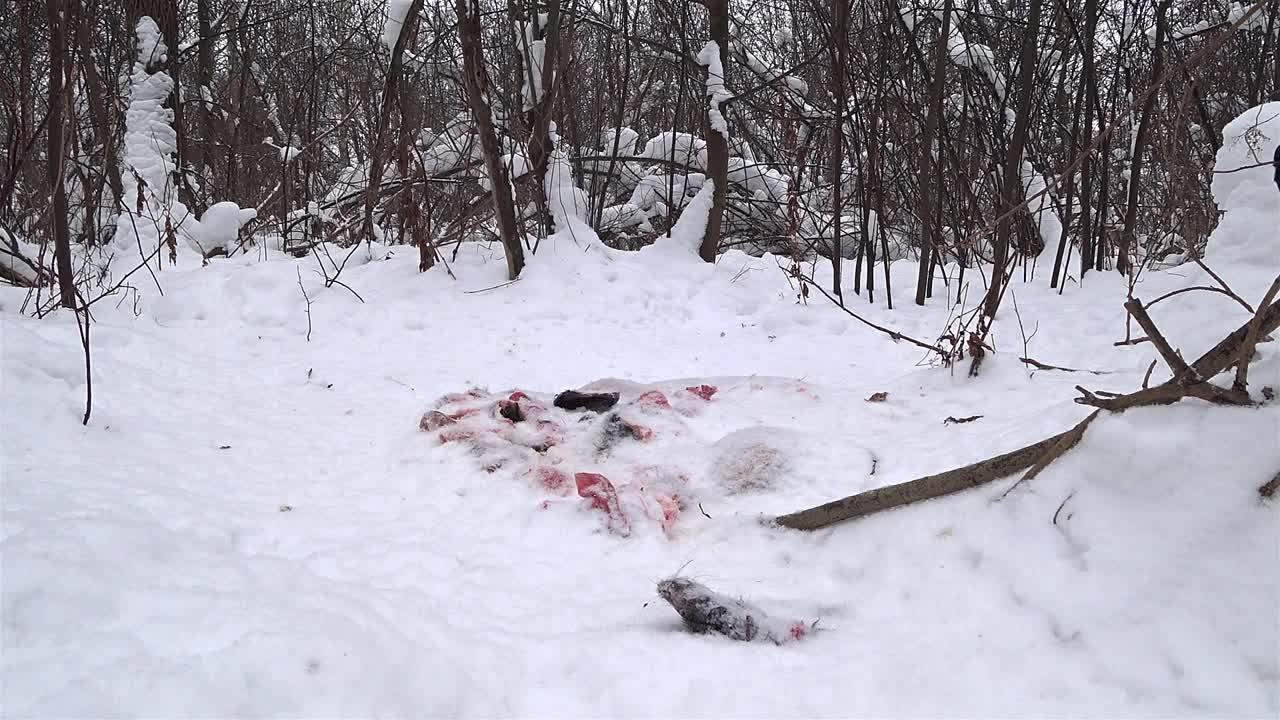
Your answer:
(775, 298), (1279, 533)
(774, 411), (1100, 531)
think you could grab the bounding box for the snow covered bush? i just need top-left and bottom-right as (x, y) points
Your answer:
(1208, 102), (1280, 265)
(112, 17), (182, 263)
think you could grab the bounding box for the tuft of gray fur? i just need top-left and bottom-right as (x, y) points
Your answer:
(657, 577), (808, 644)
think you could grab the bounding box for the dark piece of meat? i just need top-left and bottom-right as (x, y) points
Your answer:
(553, 390), (620, 412)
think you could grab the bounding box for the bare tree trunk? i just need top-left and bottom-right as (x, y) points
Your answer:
(48, 0), (75, 309)
(699, 0), (729, 263)
(194, 0), (215, 212)
(1077, 0), (1099, 276)
(364, 0), (425, 244)
(978, 0), (1043, 331)
(521, 0), (562, 237)
(914, 0), (951, 306)
(74, 0), (123, 208)
(1118, 0), (1171, 277)
(456, 0), (524, 279)
(829, 0), (848, 297)
(126, 0), (185, 205)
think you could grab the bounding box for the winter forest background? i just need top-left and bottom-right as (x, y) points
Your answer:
(4, 0), (1277, 291)
(2, 0), (1279, 716)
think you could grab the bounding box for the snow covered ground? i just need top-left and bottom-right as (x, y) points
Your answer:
(3, 232), (1276, 716)
(3, 102), (1279, 719)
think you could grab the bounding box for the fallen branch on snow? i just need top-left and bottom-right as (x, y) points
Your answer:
(773, 411), (1100, 531)
(774, 295), (1279, 532)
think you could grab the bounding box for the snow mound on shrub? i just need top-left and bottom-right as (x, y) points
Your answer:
(1208, 102), (1280, 264)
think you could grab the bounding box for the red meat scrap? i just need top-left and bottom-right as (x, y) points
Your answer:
(652, 493), (683, 536)
(574, 472), (631, 536)
(684, 384), (718, 401)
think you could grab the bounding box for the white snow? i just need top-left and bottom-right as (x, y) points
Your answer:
(1022, 159), (1062, 255)
(516, 18), (549, 112)
(696, 41), (732, 140)
(113, 17), (180, 260)
(2, 129), (1278, 717)
(657, 180), (715, 254)
(381, 0), (414, 50)
(1208, 102), (1280, 264)
(189, 202), (258, 252)
(543, 150), (591, 234)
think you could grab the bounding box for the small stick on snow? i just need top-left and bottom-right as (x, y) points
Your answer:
(1141, 359), (1158, 389)
(296, 267), (313, 342)
(1020, 357), (1109, 374)
(1052, 492), (1075, 526)
(1259, 471), (1280, 500)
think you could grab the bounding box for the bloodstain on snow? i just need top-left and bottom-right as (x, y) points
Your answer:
(448, 407), (485, 421)
(425, 386), (716, 538)
(575, 472), (631, 536)
(637, 390), (671, 410)
(627, 421), (654, 442)
(652, 494), (682, 535)
(437, 429), (478, 444)
(529, 465), (572, 495)
(685, 384), (718, 401)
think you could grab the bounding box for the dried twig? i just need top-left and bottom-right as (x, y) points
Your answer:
(1232, 274), (1280, 391)
(1052, 492), (1075, 525)
(797, 271), (945, 356)
(1124, 298), (1192, 378)
(296, 267), (313, 342)
(1141, 359), (1158, 389)
(1191, 257), (1254, 313)
(1020, 356), (1109, 374)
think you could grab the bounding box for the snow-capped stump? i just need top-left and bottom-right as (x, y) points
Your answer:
(575, 472), (630, 536)
(656, 577), (812, 644)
